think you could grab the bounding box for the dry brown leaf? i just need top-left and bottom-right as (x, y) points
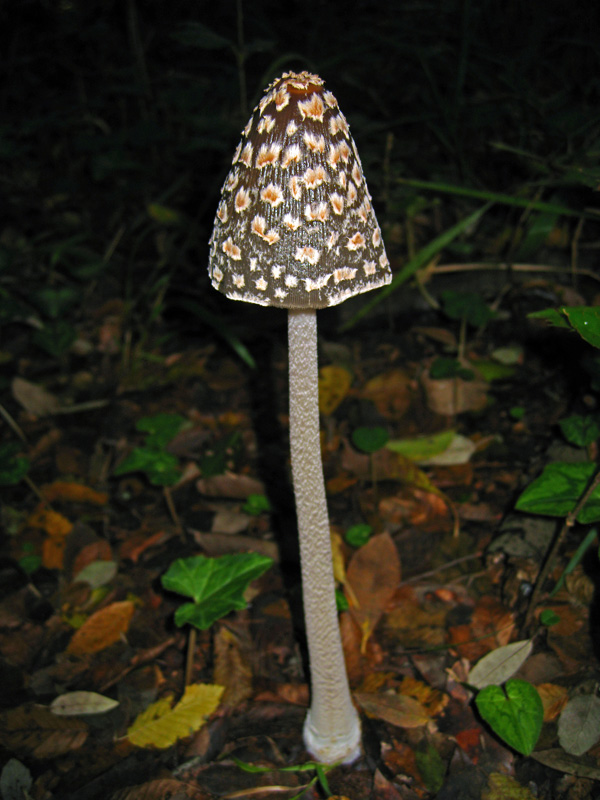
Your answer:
(107, 778), (208, 800)
(537, 683), (569, 722)
(421, 366), (488, 415)
(355, 691), (430, 728)
(346, 532), (401, 651)
(67, 600), (135, 656)
(361, 368), (412, 419)
(319, 365), (353, 415)
(196, 472), (265, 498)
(12, 376), (61, 416)
(27, 508), (73, 569)
(0, 704), (87, 758)
(213, 627), (253, 708)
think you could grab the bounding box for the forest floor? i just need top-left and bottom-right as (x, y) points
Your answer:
(2, 266), (600, 800)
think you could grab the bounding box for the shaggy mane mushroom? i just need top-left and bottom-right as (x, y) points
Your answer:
(208, 71), (391, 763)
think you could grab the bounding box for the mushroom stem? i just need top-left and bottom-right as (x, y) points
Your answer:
(288, 308), (361, 764)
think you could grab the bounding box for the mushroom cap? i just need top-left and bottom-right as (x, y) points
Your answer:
(208, 71), (392, 309)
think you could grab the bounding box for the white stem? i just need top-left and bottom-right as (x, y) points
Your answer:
(288, 308), (361, 764)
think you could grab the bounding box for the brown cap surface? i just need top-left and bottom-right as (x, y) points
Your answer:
(208, 71), (391, 309)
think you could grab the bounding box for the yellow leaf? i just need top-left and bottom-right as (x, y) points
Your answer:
(67, 600), (135, 656)
(318, 365), (352, 416)
(127, 683), (224, 748)
(330, 530), (347, 585)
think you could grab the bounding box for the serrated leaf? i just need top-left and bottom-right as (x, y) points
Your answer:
(127, 683), (224, 748)
(557, 693), (600, 756)
(475, 679), (543, 755)
(515, 462), (600, 523)
(469, 640), (533, 689)
(50, 691), (119, 716)
(161, 553), (273, 630)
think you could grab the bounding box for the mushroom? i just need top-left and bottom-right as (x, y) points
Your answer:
(208, 71), (391, 763)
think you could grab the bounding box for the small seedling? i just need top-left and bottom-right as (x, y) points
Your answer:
(475, 679), (543, 756)
(0, 443), (30, 486)
(114, 413), (187, 487)
(161, 552), (273, 685)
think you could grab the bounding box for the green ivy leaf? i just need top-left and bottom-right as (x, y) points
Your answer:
(114, 447), (180, 486)
(515, 462), (600, 523)
(136, 413), (187, 450)
(561, 306), (600, 349)
(161, 553), (273, 630)
(475, 679), (543, 755)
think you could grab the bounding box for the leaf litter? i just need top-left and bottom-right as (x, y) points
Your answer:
(3, 282), (600, 798)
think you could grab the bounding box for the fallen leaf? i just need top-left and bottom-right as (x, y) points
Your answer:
(421, 365), (488, 415)
(12, 376), (61, 416)
(41, 481), (108, 505)
(127, 683), (224, 748)
(558, 693), (600, 756)
(346, 532), (401, 651)
(361, 368), (412, 419)
(468, 640), (534, 689)
(107, 778), (208, 800)
(398, 676), (448, 717)
(67, 600), (135, 656)
(355, 691), (430, 728)
(0, 705), (87, 758)
(50, 691), (119, 716)
(319, 365), (353, 415)
(536, 683), (568, 722)
(196, 472), (265, 498)
(482, 772), (536, 800)
(213, 627), (252, 708)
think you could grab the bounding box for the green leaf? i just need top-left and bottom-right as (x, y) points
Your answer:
(32, 321), (76, 357)
(440, 290), (495, 327)
(335, 588), (349, 612)
(515, 462), (600, 523)
(560, 307), (600, 349)
(387, 429), (455, 461)
(161, 553), (273, 630)
(0, 443), (30, 486)
(528, 308), (571, 329)
(344, 523), (373, 548)
(429, 357), (474, 380)
(475, 679), (543, 755)
(242, 494), (271, 516)
(475, 360), (515, 382)
(351, 426), (389, 453)
(32, 287), (79, 319)
(559, 414), (600, 447)
(540, 609), (561, 627)
(136, 413), (187, 450)
(199, 431), (242, 478)
(114, 447), (180, 486)
(415, 741), (445, 794)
